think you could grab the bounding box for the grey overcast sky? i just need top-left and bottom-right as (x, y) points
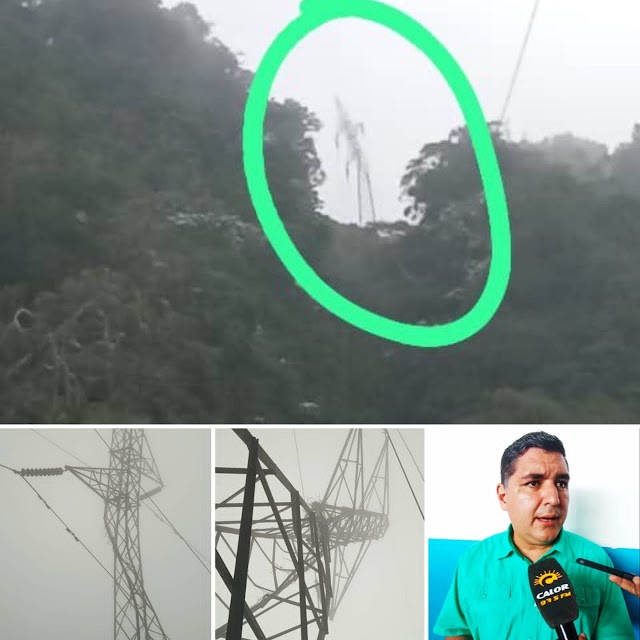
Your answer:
(0, 428), (210, 640)
(215, 428), (425, 640)
(170, 0), (640, 223)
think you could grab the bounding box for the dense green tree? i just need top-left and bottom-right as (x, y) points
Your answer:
(611, 123), (640, 199)
(3, 0), (640, 423)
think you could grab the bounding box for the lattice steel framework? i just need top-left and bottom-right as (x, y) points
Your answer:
(312, 430), (389, 618)
(67, 429), (169, 640)
(215, 429), (389, 640)
(335, 97), (377, 226)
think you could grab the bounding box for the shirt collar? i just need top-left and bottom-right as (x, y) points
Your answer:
(495, 525), (565, 562)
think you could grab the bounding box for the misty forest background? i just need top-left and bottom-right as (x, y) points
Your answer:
(3, 0), (640, 423)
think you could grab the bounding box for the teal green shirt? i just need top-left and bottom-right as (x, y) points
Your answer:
(434, 527), (634, 640)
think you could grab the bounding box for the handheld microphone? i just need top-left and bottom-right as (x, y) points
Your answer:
(577, 557), (638, 581)
(528, 557), (579, 640)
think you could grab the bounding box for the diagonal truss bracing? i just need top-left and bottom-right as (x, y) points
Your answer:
(312, 430), (389, 618)
(215, 429), (389, 640)
(67, 429), (169, 640)
(215, 429), (331, 640)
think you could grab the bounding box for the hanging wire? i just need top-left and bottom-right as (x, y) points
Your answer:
(147, 496), (211, 574)
(19, 474), (114, 580)
(384, 429), (424, 521)
(94, 428), (110, 450)
(32, 429), (211, 576)
(396, 429), (424, 482)
(3, 460), (113, 577)
(143, 498), (211, 572)
(31, 429), (90, 466)
(95, 431), (213, 575)
(293, 430), (306, 499)
(500, 0), (542, 122)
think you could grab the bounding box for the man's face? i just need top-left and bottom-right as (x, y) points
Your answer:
(497, 447), (570, 554)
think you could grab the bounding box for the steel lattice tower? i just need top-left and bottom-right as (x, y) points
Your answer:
(68, 429), (169, 640)
(313, 429), (389, 619)
(335, 97), (377, 226)
(215, 429), (389, 640)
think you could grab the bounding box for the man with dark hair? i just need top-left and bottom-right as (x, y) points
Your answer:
(500, 431), (567, 486)
(434, 431), (634, 640)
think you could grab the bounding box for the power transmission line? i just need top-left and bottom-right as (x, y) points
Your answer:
(93, 430), (212, 574)
(396, 429), (424, 482)
(148, 496), (211, 574)
(5, 431), (208, 638)
(384, 429), (424, 521)
(31, 429), (90, 466)
(500, 0), (542, 122)
(33, 429), (210, 576)
(293, 430), (306, 498)
(3, 460), (113, 579)
(94, 428), (109, 449)
(19, 474), (114, 580)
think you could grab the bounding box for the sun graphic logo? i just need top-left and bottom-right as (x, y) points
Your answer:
(534, 570), (563, 587)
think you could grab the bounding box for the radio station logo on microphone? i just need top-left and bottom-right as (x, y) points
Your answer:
(534, 570), (563, 587)
(533, 569), (572, 606)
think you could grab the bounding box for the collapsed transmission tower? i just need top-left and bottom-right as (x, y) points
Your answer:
(312, 430), (389, 619)
(215, 429), (389, 640)
(66, 429), (169, 640)
(335, 97), (377, 226)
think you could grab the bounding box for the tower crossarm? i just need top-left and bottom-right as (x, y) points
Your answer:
(65, 465), (113, 500)
(216, 429), (391, 638)
(66, 429), (169, 640)
(311, 504), (389, 548)
(216, 431), (331, 640)
(316, 429), (390, 619)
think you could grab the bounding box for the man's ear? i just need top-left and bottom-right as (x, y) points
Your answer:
(497, 483), (508, 511)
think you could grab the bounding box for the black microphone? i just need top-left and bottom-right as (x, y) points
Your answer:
(528, 557), (579, 640)
(577, 557), (638, 581)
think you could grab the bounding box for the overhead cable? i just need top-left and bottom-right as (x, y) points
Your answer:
(32, 429), (210, 576)
(148, 496), (211, 574)
(20, 475), (114, 580)
(384, 429), (424, 521)
(500, 0), (542, 122)
(94, 428), (110, 450)
(293, 430), (306, 499)
(31, 429), (90, 466)
(396, 429), (424, 482)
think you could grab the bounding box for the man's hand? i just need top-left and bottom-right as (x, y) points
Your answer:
(609, 574), (640, 598)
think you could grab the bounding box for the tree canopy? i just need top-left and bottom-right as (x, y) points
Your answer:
(2, 0), (640, 422)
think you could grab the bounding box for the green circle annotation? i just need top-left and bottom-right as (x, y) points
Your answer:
(242, 0), (511, 347)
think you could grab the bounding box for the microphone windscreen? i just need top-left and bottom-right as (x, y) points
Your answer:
(528, 557), (579, 628)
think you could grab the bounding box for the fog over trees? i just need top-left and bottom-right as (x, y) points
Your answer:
(3, 0), (640, 422)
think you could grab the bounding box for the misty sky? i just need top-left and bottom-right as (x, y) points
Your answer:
(0, 428), (210, 640)
(172, 0), (640, 224)
(215, 427), (425, 640)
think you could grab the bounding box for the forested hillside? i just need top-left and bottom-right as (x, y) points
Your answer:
(2, 0), (640, 423)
